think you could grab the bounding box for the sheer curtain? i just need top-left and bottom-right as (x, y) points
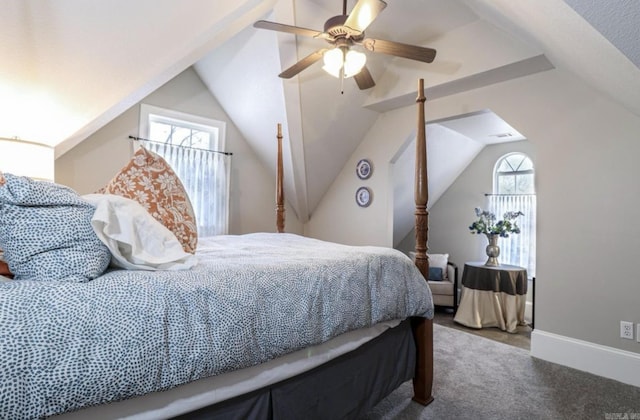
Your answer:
(487, 194), (536, 277)
(141, 141), (231, 237)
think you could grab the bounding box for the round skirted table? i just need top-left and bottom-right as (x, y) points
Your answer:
(453, 262), (528, 333)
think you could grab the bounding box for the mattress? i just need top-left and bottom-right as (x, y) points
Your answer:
(1, 233), (433, 419)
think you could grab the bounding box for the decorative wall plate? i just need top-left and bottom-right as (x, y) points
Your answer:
(356, 159), (373, 180)
(356, 186), (372, 207)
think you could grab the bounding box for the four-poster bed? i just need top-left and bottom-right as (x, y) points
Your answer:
(0, 80), (433, 419)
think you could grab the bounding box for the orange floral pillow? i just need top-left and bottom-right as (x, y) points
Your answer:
(100, 147), (198, 254)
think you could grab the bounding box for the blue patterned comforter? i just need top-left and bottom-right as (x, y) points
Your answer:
(0, 233), (433, 419)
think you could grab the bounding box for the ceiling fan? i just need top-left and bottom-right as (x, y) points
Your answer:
(254, 0), (437, 90)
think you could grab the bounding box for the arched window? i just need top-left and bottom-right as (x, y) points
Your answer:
(494, 153), (535, 194)
(488, 152), (536, 277)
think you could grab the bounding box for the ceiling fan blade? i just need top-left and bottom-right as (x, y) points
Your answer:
(254, 20), (324, 39)
(279, 49), (328, 79)
(344, 0), (387, 34)
(354, 66), (375, 90)
(362, 38), (437, 63)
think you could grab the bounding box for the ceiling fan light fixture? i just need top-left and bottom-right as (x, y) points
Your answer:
(322, 48), (344, 78)
(343, 50), (366, 77)
(322, 47), (366, 78)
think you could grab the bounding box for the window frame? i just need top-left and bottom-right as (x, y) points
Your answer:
(138, 104), (230, 237)
(492, 152), (535, 195)
(138, 104), (226, 151)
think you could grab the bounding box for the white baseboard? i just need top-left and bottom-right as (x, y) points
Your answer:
(531, 329), (640, 388)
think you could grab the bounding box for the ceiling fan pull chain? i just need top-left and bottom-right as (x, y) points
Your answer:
(340, 47), (346, 94)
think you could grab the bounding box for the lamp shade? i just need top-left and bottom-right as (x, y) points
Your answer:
(343, 50), (366, 77)
(322, 48), (344, 78)
(322, 47), (367, 79)
(0, 138), (55, 181)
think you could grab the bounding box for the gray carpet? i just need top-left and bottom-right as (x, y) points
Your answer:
(363, 324), (640, 419)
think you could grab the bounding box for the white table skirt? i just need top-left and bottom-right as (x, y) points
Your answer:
(454, 286), (526, 333)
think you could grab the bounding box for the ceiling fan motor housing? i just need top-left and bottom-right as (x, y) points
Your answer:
(324, 15), (363, 40)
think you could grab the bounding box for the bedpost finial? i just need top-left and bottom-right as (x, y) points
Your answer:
(416, 78), (426, 104)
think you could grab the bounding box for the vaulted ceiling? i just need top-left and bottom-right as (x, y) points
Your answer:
(2, 1), (639, 235)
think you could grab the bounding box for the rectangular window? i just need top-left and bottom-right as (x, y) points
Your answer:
(139, 104), (230, 237)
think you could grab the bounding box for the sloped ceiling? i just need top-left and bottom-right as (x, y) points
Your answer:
(2, 1), (639, 231)
(194, 0), (639, 227)
(0, 0), (277, 153)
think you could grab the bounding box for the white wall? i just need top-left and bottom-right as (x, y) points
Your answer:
(56, 67), (302, 235)
(305, 109), (418, 247)
(307, 67), (640, 368)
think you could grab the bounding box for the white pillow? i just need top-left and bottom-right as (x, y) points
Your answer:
(427, 253), (449, 280)
(82, 194), (197, 271)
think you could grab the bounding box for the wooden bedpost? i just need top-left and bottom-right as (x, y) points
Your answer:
(414, 78), (429, 279)
(276, 123), (285, 233)
(412, 78), (434, 406)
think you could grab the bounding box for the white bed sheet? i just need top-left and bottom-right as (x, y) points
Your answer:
(53, 319), (403, 420)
